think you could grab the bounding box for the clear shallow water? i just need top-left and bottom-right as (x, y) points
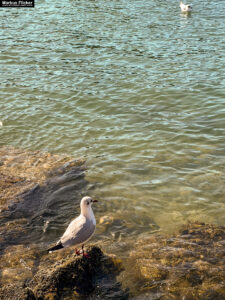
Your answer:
(0, 0), (225, 240)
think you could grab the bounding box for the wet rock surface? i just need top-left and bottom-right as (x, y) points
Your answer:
(125, 222), (225, 299)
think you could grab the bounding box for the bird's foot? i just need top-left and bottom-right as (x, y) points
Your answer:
(82, 252), (90, 258)
(80, 244), (89, 258)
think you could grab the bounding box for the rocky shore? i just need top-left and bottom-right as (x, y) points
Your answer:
(0, 246), (127, 300)
(0, 146), (225, 299)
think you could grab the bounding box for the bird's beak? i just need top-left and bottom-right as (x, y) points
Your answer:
(92, 199), (98, 203)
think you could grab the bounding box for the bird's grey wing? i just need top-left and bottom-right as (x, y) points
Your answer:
(61, 216), (95, 248)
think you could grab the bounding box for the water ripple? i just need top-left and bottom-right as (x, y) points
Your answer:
(0, 0), (225, 235)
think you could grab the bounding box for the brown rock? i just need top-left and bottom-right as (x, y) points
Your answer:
(124, 222), (225, 299)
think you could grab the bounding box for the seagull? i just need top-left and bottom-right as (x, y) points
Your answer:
(180, 1), (192, 13)
(47, 196), (98, 257)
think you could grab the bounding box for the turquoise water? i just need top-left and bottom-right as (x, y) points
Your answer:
(0, 0), (225, 239)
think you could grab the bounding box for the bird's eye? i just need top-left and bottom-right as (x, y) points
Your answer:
(87, 202), (89, 205)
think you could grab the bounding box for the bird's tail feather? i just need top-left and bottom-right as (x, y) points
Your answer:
(47, 241), (63, 252)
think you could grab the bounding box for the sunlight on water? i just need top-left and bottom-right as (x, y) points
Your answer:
(0, 0), (225, 241)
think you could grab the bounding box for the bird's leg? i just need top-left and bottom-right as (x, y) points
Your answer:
(75, 248), (81, 255)
(81, 244), (89, 258)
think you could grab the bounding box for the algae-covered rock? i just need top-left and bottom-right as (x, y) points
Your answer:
(0, 246), (128, 300)
(31, 247), (105, 298)
(125, 222), (225, 299)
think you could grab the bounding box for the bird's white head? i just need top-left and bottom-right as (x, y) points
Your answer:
(180, 1), (192, 12)
(80, 196), (98, 217)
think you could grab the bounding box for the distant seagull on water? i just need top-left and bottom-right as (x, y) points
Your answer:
(47, 196), (98, 257)
(180, 1), (192, 13)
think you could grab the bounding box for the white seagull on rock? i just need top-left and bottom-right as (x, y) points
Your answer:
(47, 196), (98, 257)
(180, 1), (192, 13)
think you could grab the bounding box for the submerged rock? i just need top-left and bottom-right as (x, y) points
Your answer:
(0, 146), (85, 211)
(124, 222), (225, 299)
(0, 146), (87, 255)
